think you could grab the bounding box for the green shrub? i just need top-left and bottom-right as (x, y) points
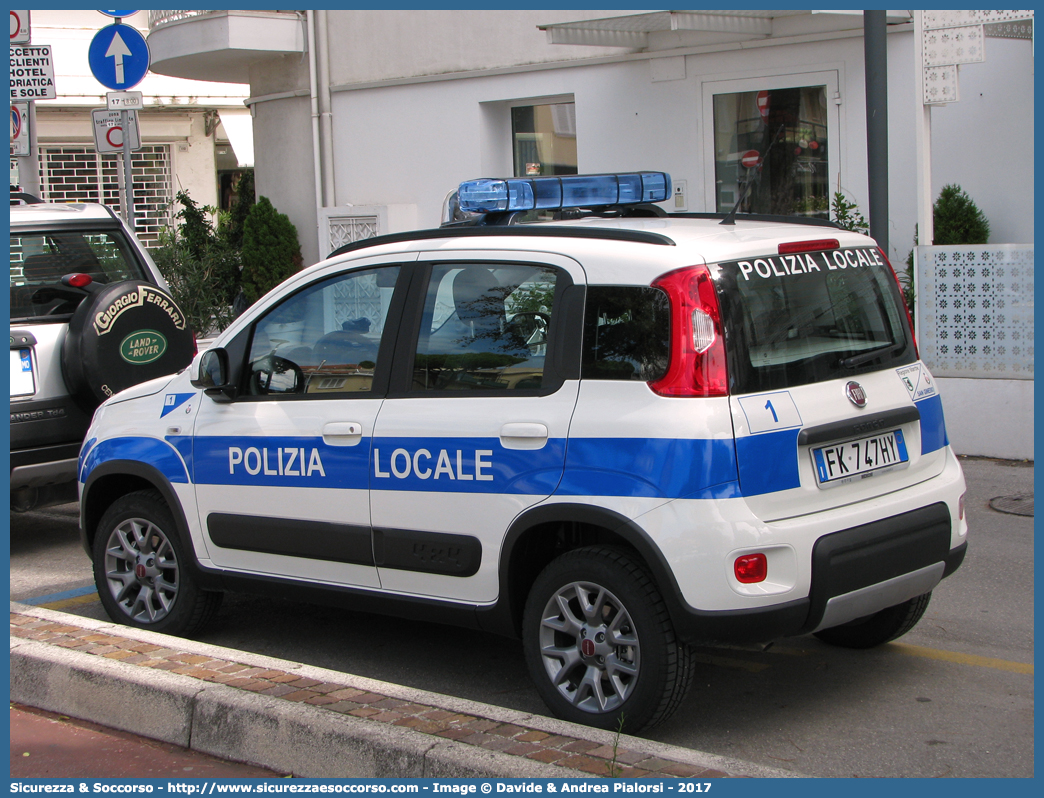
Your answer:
(932, 184), (990, 245)
(240, 196), (303, 305)
(831, 191), (869, 234)
(151, 191), (241, 336)
(221, 171), (255, 250)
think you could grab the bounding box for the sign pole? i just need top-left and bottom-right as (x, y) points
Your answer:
(120, 107), (133, 226)
(89, 14), (148, 225)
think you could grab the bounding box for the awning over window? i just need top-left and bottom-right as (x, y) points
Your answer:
(538, 10), (913, 48)
(218, 109), (254, 168)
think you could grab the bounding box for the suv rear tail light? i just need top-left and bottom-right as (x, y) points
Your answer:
(649, 265), (728, 397)
(878, 247), (918, 358)
(734, 553), (768, 583)
(63, 273), (93, 288)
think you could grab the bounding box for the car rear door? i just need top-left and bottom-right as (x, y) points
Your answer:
(369, 250), (585, 603)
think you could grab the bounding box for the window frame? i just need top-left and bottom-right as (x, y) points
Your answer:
(700, 69), (842, 216)
(227, 262), (414, 403)
(510, 100), (579, 178)
(388, 258), (578, 399)
(581, 284), (671, 383)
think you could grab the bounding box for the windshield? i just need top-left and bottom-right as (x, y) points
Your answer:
(714, 246), (916, 394)
(10, 228), (147, 321)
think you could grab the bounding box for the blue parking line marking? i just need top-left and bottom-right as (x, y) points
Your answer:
(22, 584), (98, 606)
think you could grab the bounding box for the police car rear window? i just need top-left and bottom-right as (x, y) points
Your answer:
(715, 246), (916, 394)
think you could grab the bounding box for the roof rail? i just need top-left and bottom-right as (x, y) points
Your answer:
(443, 203), (668, 228)
(10, 192), (43, 205)
(328, 225), (676, 259)
(670, 212), (843, 229)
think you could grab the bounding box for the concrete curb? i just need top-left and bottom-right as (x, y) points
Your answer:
(11, 602), (801, 779)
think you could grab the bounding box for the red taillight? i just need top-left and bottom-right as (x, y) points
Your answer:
(878, 247), (918, 358)
(735, 553), (768, 584)
(649, 265), (728, 397)
(778, 239), (839, 255)
(65, 272), (93, 288)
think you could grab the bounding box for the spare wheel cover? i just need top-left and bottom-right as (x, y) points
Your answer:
(62, 280), (195, 410)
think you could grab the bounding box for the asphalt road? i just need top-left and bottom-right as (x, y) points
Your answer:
(9, 456), (1034, 778)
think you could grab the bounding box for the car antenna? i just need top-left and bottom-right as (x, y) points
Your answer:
(720, 123), (786, 226)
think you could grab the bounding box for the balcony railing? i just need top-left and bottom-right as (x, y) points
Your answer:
(149, 10), (301, 30)
(148, 10), (216, 29)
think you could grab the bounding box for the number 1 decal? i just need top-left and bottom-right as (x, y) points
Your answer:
(738, 391), (802, 434)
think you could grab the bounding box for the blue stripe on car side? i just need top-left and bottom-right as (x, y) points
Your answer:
(734, 428), (803, 496)
(192, 435), (372, 490)
(77, 437), (97, 482)
(371, 437), (567, 495)
(168, 435), (194, 473)
(557, 437), (740, 500)
(916, 394), (948, 454)
(80, 437), (189, 484)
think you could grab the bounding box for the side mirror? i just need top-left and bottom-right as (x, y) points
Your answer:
(191, 348), (236, 401)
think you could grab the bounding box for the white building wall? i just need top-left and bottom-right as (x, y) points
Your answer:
(326, 34), (873, 234)
(252, 95), (318, 259)
(929, 37), (1034, 246)
(237, 12), (1032, 308)
(937, 378), (1034, 460)
(302, 24), (1032, 254)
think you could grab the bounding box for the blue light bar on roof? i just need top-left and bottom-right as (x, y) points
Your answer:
(457, 172), (672, 214)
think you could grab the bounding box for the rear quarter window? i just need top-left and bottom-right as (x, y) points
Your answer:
(581, 286), (669, 381)
(715, 246), (916, 394)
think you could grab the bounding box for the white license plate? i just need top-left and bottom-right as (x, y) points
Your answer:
(812, 428), (909, 487)
(10, 348), (36, 397)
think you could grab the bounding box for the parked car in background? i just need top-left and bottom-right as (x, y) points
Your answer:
(10, 195), (195, 512)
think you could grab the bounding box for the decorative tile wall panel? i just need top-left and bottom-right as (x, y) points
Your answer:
(917, 245), (1034, 379)
(922, 25), (984, 67)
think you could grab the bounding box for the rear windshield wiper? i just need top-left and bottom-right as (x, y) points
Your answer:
(839, 342), (903, 369)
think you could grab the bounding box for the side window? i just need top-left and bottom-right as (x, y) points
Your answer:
(581, 286), (669, 381)
(245, 265), (399, 397)
(413, 263), (559, 391)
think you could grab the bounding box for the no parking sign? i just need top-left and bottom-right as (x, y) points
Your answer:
(10, 10), (30, 44)
(11, 103), (29, 155)
(92, 107), (140, 152)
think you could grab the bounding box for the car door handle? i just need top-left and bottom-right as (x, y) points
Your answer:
(500, 422), (548, 450)
(322, 422), (363, 446)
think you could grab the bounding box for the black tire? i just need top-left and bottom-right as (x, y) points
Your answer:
(62, 280), (195, 411)
(814, 591), (932, 649)
(522, 546), (694, 733)
(92, 490), (221, 636)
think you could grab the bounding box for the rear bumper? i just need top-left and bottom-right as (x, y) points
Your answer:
(671, 504), (967, 645)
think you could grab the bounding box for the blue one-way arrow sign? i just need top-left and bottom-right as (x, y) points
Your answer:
(88, 23), (150, 90)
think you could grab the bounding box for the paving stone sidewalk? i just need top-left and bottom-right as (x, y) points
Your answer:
(11, 605), (791, 779)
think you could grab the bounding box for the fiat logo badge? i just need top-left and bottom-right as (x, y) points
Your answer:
(845, 381), (867, 407)
(581, 639), (596, 657)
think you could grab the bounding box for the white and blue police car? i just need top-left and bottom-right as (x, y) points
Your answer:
(78, 172), (967, 732)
